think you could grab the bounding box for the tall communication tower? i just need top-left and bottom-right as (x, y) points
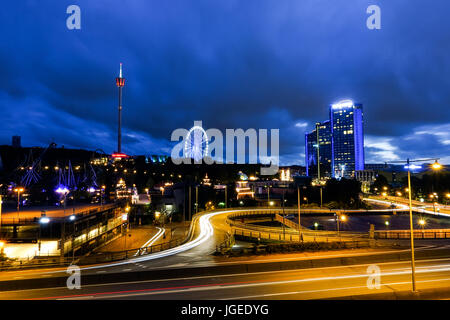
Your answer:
(115, 63), (125, 155)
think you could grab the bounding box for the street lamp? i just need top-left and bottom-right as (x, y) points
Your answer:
(55, 186), (69, 259)
(432, 160), (442, 170)
(389, 157), (442, 292)
(14, 187), (24, 223)
(418, 218), (426, 230)
(101, 185), (106, 207)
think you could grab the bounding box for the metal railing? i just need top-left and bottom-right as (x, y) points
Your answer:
(227, 215), (364, 238)
(233, 228), (370, 244)
(0, 203), (119, 226)
(375, 229), (450, 239)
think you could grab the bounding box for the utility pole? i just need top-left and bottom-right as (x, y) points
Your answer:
(407, 159), (417, 292)
(188, 186), (192, 221)
(282, 190), (285, 240)
(195, 186), (198, 214)
(225, 185), (228, 208)
(297, 187), (302, 241)
(316, 123), (323, 207)
(0, 195), (2, 239)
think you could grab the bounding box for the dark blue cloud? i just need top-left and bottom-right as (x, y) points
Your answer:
(0, 0), (449, 164)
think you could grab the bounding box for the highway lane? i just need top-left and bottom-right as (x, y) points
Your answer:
(0, 206), (445, 283)
(5, 258), (450, 300)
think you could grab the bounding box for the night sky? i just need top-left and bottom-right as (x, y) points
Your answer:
(1, 0), (450, 165)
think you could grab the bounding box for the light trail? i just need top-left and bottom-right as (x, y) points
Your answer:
(133, 227), (165, 257)
(61, 209), (227, 271)
(34, 261), (450, 300)
(364, 198), (450, 217)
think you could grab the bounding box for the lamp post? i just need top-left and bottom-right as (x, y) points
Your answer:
(419, 218), (426, 231)
(224, 185), (228, 208)
(282, 189), (285, 240)
(297, 187), (302, 242)
(56, 187), (69, 260)
(388, 158), (442, 292)
(0, 195), (2, 239)
(101, 185), (106, 207)
(14, 187), (24, 223)
(266, 185), (271, 205)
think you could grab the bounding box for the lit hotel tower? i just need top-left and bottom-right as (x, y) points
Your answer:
(115, 63), (125, 154)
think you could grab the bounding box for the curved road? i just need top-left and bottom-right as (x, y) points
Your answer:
(2, 201), (450, 299)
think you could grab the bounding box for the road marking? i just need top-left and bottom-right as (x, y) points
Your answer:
(30, 266), (450, 300)
(222, 278), (450, 300)
(7, 256), (450, 295)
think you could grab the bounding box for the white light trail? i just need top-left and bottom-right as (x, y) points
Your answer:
(133, 227), (165, 257)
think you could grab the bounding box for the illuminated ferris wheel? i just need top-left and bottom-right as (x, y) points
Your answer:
(184, 125), (208, 162)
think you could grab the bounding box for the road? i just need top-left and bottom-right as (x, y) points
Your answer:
(1, 202), (450, 300)
(4, 258), (450, 300)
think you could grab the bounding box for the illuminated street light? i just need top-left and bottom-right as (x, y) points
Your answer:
(385, 221), (390, 226)
(432, 160), (442, 170)
(14, 187), (25, 223)
(340, 215), (347, 222)
(39, 217), (50, 224)
(387, 157), (442, 293)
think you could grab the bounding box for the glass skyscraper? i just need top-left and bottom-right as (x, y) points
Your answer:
(305, 120), (332, 178)
(305, 100), (364, 179)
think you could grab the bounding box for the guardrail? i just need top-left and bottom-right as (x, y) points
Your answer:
(227, 210), (366, 239)
(233, 228), (372, 244)
(0, 203), (118, 226)
(375, 229), (450, 239)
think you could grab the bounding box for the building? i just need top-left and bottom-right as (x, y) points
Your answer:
(12, 136), (21, 148)
(355, 169), (377, 193)
(305, 120), (332, 178)
(330, 100), (364, 178)
(305, 100), (365, 179)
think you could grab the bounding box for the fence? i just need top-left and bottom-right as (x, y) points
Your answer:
(375, 229), (450, 240)
(227, 211), (365, 239)
(233, 228), (376, 247)
(0, 203), (118, 226)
